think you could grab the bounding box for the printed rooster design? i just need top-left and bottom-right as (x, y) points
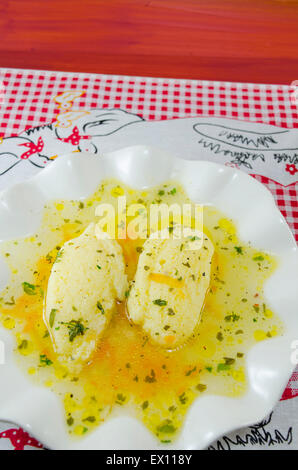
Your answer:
(0, 428), (43, 450)
(0, 109), (144, 186)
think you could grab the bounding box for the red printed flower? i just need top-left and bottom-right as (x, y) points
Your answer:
(285, 164), (298, 176)
(18, 137), (44, 160)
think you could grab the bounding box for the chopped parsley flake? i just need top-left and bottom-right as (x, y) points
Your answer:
(216, 331), (224, 341)
(144, 369), (156, 383)
(62, 320), (87, 342)
(185, 366), (197, 376)
(18, 339), (28, 350)
(217, 363), (231, 372)
(97, 301), (105, 314)
(83, 416), (96, 423)
(253, 255), (264, 261)
(49, 308), (58, 328)
(224, 313), (240, 322)
(40, 354), (53, 366)
(179, 392), (188, 404)
(116, 393), (126, 404)
(223, 357), (235, 365)
(54, 249), (64, 263)
(4, 296), (15, 306)
(182, 262), (191, 268)
(153, 299), (167, 307)
(157, 420), (176, 434)
(22, 282), (37, 295)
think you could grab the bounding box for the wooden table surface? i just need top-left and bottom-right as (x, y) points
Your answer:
(0, 0), (297, 84)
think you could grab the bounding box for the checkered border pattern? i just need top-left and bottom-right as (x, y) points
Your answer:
(253, 175), (298, 242)
(282, 371), (298, 400)
(0, 69), (297, 449)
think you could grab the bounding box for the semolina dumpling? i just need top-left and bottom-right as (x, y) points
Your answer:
(45, 223), (128, 371)
(127, 226), (214, 348)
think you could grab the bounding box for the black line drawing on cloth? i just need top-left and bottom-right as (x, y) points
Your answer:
(193, 122), (298, 171)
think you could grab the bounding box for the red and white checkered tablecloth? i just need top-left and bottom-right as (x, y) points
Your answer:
(0, 67), (297, 450)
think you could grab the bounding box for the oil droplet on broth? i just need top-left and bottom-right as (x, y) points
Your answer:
(0, 179), (282, 443)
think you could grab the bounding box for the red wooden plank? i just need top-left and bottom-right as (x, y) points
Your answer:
(0, 0), (297, 84)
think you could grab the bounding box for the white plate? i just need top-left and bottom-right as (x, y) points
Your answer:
(0, 146), (297, 450)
